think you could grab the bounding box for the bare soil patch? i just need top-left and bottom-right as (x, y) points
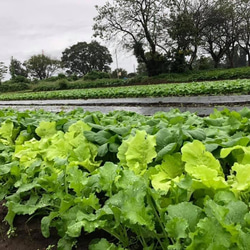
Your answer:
(0, 201), (111, 250)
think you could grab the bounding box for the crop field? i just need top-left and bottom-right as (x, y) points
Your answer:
(1, 107), (250, 249)
(1, 79), (250, 100)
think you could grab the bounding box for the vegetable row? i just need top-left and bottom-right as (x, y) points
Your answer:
(1, 108), (250, 249)
(0, 79), (250, 100)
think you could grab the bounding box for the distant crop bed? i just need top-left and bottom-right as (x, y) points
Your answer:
(0, 79), (250, 100)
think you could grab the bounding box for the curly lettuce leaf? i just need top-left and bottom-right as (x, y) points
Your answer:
(0, 120), (15, 145)
(182, 141), (227, 190)
(220, 145), (250, 165)
(182, 140), (222, 174)
(118, 130), (157, 175)
(35, 121), (57, 138)
(229, 163), (250, 192)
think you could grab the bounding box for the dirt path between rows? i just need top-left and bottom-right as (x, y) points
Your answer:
(1, 95), (250, 116)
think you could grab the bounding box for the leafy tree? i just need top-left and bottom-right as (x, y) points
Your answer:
(167, 0), (210, 70)
(0, 62), (7, 84)
(170, 50), (187, 73)
(193, 55), (214, 70)
(25, 54), (61, 80)
(93, 0), (170, 76)
(9, 57), (28, 79)
(232, 45), (247, 67)
(201, 0), (238, 68)
(61, 41), (113, 77)
(111, 68), (128, 78)
(237, 0), (250, 66)
(136, 62), (148, 75)
(222, 1), (241, 68)
(94, 0), (250, 72)
(84, 70), (110, 80)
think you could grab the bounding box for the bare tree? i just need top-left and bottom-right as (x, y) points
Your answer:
(201, 0), (238, 68)
(167, 0), (210, 70)
(237, 0), (250, 66)
(0, 62), (7, 83)
(25, 54), (61, 80)
(93, 0), (170, 76)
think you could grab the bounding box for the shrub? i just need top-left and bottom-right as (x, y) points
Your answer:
(57, 79), (69, 90)
(127, 73), (137, 78)
(46, 76), (59, 82)
(11, 75), (31, 83)
(32, 78), (39, 84)
(32, 83), (58, 92)
(84, 71), (110, 81)
(0, 83), (29, 93)
(67, 74), (78, 81)
(58, 73), (66, 79)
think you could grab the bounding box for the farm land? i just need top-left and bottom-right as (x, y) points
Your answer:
(2, 69), (250, 249)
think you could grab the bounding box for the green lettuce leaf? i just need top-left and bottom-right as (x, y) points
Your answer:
(0, 120), (14, 145)
(220, 145), (250, 165)
(97, 162), (121, 197)
(229, 163), (250, 192)
(182, 140), (222, 174)
(35, 121), (57, 138)
(167, 202), (203, 232)
(89, 238), (126, 250)
(118, 130), (157, 175)
(187, 217), (231, 250)
(165, 217), (188, 240)
(182, 141), (227, 190)
(151, 171), (171, 193)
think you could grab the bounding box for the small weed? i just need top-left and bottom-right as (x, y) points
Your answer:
(7, 227), (17, 238)
(46, 244), (56, 250)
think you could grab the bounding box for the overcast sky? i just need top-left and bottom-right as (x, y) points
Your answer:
(0, 0), (137, 78)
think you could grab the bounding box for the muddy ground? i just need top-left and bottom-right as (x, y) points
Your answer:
(0, 201), (112, 250)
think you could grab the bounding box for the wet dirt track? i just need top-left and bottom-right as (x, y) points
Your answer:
(1, 95), (250, 116)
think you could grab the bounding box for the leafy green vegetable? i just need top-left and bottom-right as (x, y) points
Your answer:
(89, 238), (126, 250)
(229, 163), (250, 192)
(1, 108), (250, 249)
(118, 130), (157, 175)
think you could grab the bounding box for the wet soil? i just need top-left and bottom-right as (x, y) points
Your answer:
(0, 201), (58, 250)
(0, 201), (111, 250)
(1, 95), (250, 116)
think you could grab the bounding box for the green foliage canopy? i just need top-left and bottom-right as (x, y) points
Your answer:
(9, 57), (28, 79)
(0, 62), (7, 83)
(94, 0), (250, 73)
(61, 41), (113, 77)
(111, 68), (128, 78)
(25, 54), (61, 80)
(2, 108), (250, 249)
(93, 0), (170, 76)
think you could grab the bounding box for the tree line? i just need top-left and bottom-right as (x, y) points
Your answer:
(94, 0), (250, 76)
(1, 0), (250, 82)
(0, 41), (113, 83)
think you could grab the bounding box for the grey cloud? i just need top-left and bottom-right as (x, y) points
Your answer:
(0, 0), (136, 78)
